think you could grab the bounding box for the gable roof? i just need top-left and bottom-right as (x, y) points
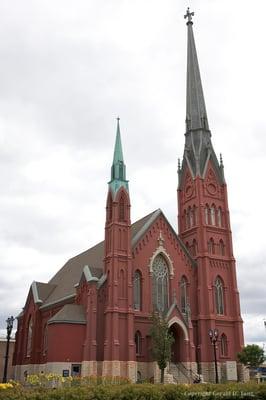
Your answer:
(37, 209), (195, 309)
(39, 210), (160, 308)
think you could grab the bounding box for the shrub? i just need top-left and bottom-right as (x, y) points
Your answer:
(0, 381), (266, 400)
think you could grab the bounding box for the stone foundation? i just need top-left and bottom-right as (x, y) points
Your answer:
(14, 360), (244, 383)
(200, 361), (240, 383)
(81, 361), (97, 376)
(102, 360), (136, 381)
(237, 363), (250, 382)
(200, 362), (221, 383)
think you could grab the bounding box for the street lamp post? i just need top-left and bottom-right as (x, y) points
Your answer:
(2, 316), (15, 383)
(209, 328), (219, 384)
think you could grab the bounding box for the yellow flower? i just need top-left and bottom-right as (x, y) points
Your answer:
(0, 383), (13, 389)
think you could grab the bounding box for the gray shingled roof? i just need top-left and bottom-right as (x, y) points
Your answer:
(48, 304), (86, 325)
(34, 209), (195, 310)
(39, 210), (161, 308)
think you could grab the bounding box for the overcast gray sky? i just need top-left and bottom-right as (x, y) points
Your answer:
(0, 0), (265, 347)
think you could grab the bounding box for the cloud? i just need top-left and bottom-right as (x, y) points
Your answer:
(0, 0), (265, 350)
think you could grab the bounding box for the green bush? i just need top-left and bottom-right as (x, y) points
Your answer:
(0, 382), (266, 400)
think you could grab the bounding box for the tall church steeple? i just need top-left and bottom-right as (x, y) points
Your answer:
(109, 118), (129, 194)
(103, 119), (134, 374)
(181, 8), (224, 182)
(178, 11), (244, 378)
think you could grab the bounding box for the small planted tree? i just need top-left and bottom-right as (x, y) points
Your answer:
(237, 344), (265, 377)
(150, 312), (174, 383)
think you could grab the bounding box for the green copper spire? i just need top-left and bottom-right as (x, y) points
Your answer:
(113, 117), (124, 164)
(108, 118), (129, 194)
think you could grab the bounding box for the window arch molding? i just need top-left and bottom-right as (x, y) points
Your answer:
(168, 317), (189, 341)
(149, 237), (174, 277)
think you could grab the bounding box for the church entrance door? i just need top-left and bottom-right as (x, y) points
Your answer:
(169, 322), (185, 364)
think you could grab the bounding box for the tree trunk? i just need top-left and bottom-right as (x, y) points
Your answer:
(160, 368), (164, 384)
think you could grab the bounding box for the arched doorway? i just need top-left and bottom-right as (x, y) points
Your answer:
(168, 319), (188, 364)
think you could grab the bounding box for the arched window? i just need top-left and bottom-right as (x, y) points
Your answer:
(193, 205), (197, 226)
(109, 206), (112, 221)
(26, 317), (33, 357)
(208, 238), (215, 254)
(215, 277), (224, 315)
(43, 324), (48, 354)
(118, 228), (122, 249)
(152, 254), (169, 313)
(186, 209), (190, 229)
(137, 371), (142, 382)
(210, 205), (216, 226)
(220, 333), (228, 356)
(219, 240), (225, 256)
(189, 207), (193, 227)
(135, 331), (142, 355)
(192, 239), (197, 256)
(119, 196), (125, 221)
(118, 269), (125, 298)
(107, 193), (113, 222)
(205, 205), (210, 224)
(217, 207), (222, 227)
(119, 161), (124, 180)
(133, 270), (142, 310)
(180, 276), (188, 314)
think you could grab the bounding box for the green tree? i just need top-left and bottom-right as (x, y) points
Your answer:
(150, 312), (174, 383)
(237, 344), (265, 371)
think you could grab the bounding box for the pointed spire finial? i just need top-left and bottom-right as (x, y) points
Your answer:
(113, 117), (123, 164)
(184, 7), (194, 25)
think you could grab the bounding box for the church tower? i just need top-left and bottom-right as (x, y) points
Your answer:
(103, 119), (135, 379)
(177, 9), (244, 381)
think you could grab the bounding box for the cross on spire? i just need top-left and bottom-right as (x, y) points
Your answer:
(184, 7), (194, 24)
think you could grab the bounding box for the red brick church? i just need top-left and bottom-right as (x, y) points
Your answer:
(13, 10), (244, 383)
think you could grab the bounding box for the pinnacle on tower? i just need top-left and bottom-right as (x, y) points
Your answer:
(109, 118), (129, 194)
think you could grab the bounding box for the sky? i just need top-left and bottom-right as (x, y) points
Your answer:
(0, 0), (265, 348)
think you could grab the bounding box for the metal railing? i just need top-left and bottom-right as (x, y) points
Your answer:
(169, 362), (199, 384)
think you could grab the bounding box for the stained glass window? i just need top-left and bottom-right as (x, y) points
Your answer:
(133, 271), (142, 310)
(180, 276), (188, 313)
(215, 277), (224, 315)
(152, 254), (169, 313)
(26, 317), (33, 357)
